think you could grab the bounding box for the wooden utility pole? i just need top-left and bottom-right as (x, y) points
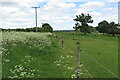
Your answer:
(32, 6), (40, 32)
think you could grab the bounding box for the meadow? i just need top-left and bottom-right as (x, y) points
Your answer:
(1, 31), (119, 79)
(55, 32), (118, 78)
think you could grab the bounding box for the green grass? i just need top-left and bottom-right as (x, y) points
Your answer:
(2, 32), (77, 78)
(2, 32), (118, 78)
(55, 32), (118, 78)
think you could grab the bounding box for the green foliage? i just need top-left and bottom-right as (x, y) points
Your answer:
(56, 32), (118, 78)
(2, 32), (79, 78)
(96, 20), (109, 34)
(74, 13), (93, 23)
(42, 23), (53, 32)
(89, 26), (97, 33)
(2, 23), (53, 32)
(96, 20), (120, 36)
(73, 23), (80, 31)
(2, 32), (118, 78)
(73, 13), (94, 34)
(107, 22), (119, 36)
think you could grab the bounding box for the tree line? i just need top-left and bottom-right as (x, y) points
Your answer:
(2, 23), (53, 32)
(73, 13), (120, 36)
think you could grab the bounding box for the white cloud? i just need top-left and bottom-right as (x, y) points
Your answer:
(108, 0), (119, 2)
(91, 7), (118, 27)
(89, 12), (102, 16)
(1, 7), (19, 13)
(43, 0), (76, 11)
(74, 2), (106, 15)
(0, 0), (118, 30)
(79, 2), (105, 11)
(74, 8), (87, 15)
(0, 0), (76, 29)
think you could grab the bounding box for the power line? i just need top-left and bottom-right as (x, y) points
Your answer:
(32, 6), (40, 32)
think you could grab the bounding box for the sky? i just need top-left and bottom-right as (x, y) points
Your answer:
(0, 0), (119, 30)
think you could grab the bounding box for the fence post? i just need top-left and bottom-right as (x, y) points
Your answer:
(77, 45), (80, 80)
(62, 37), (64, 49)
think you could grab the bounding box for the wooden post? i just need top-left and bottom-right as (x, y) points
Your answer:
(62, 37), (64, 48)
(77, 46), (80, 80)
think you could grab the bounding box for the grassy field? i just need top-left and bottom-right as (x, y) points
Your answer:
(2, 31), (118, 79)
(55, 32), (118, 78)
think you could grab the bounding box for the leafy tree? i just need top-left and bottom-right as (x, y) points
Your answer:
(42, 23), (53, 32)
(89, 26), (97, 33)
(73, 22), (80, 31)
(116, 28), (120, 34)
(108, 22), (119, 36)
(96, 20), (119, 36)
(73, 13), (93, 34)
(96, 20), (109, 35)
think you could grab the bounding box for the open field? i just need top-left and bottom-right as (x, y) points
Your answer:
(55, 32), (118, 78)
(1, 31), (118, 79)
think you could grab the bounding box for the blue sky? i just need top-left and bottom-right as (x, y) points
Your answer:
(0, 0), (119, 30)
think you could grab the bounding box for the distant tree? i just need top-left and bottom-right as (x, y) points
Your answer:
(73, 13), (93, 34)
(1, 23), (53, 32)
(38, 28), (43, 32)
(116, 28), (120, 34)
(42, 23), (53, 32)
(89, 26), (97, 33)
(96, 20), (120, 36)
(25, 27), (36, 32)
(16, 28), (25, 32)
(96, 20), (109, 35)
(107, 22), (119, 36)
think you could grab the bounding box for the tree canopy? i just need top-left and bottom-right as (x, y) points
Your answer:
(96, 20), (109, 34)
(73, 13), (94, 34)
(96, 20), (119, 36)
(42, 23), (53, 32)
